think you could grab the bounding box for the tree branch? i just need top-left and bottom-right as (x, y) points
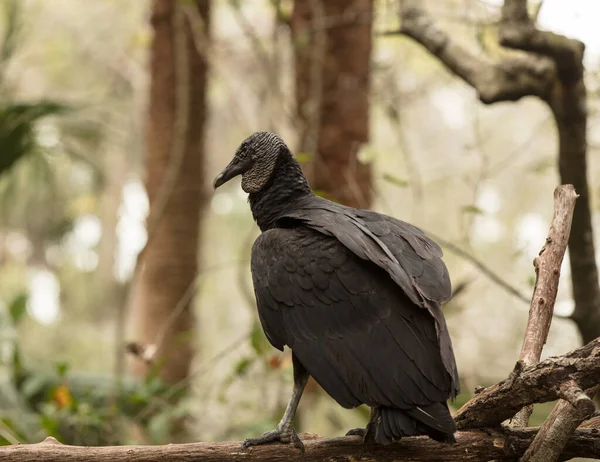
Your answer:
(522, 386), (597, 462)
(498, 0), (600, 350)
(2, 427), (600, 462)
(509, 184), (578, 427)
(454, 337), (600, 429)
(395, 0), (555, 104)
(454, 184), (584, 442)
(500, 0), (584, 82)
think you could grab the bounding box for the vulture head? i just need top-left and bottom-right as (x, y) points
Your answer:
(214, 131), (288, 193)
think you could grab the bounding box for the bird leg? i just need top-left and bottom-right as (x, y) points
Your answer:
(242, 354), (309, 452)
(345, 406), (379, 443)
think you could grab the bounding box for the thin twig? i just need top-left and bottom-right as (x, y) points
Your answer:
(522, 386), (598, 462)
(128, 259), (250, 365)
(427, 231), (531, 304)
(133, 332), (249, 423)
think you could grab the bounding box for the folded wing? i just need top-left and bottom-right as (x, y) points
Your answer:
(251, 227), (455, 411)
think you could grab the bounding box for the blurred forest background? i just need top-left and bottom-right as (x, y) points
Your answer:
(1, 0), (600, 448)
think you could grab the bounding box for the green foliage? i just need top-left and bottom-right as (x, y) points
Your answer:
(295, 152), (313, 164)
(0, 0), (20, 70)
(0, 296), (190, 446)
(250, 321), (270, 356)
(382, 172), (410, 188)
(0, 101), (72, 176)
(461, 205), (485, 215)
(234, 357), (253, 376)
(8, 293), (26, 324)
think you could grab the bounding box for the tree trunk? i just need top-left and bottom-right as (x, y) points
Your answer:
(130, 0), (209, 385)
(399, 0), (600, 345)
(289, 0), (374, 434)
(291, 0), (373, 209)
(548, 79), (600, 344)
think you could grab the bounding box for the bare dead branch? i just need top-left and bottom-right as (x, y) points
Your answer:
(395, 0), (555, 104)
(509, 184), (578, 427)
(2, 428), (600, 462)
(454, 337), (600, 430)
(556, 381), (596, 416)
(522, 387), (598, 462)
(489, 3), (598, 459)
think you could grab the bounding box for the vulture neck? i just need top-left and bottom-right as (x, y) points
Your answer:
(249, 153), (312, 232)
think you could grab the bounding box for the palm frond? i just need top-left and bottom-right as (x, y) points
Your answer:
(0, 101), (72, 176)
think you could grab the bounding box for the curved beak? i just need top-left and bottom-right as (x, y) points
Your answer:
(213, 156), (252, 189)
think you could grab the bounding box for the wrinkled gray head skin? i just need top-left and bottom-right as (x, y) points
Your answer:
(213, 131), (286, 193)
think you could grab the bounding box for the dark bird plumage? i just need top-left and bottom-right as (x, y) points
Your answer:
(214, 132), (460, 448)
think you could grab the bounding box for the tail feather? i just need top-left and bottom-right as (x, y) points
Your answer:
(375, 403), (456, 445)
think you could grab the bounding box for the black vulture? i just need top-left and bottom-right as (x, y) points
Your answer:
(213, 132), (460, 450)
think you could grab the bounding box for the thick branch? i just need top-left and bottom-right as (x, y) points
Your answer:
(397, 0), (555, 104)
(500, 0), (584, 82)
(454, 337), (600, 429)
(2, 428), (600, 462)
(518, 185), (577, 366)
(509, 184), (578, 427)
(522, 387), (597, 462)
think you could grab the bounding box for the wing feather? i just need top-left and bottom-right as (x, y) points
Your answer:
(280, 196), (459, 394)
(251, 227), (456, 410)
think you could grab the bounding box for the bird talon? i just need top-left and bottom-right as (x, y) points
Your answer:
(241, 427), (303, 451)
(291, 431), (305, 453)
(346, 427), (366, 437)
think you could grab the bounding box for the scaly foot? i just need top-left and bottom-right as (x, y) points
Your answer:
(241, 422), (304, 452)
(345, 424), (376, 443)
(346, 427), (367, 437)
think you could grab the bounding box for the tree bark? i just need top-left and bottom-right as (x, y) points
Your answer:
(288, 0), (374, 429)
(521, 386), (597, 462)
(129, 0), (209, 385)
(454, 337), (600, 430)
(550, 81), (600, 344)
(497, 0), (600, 346)
(291, 0), (373, 209)
(3, 428), (600, 462)
(398, 0), (600, 352)
(509, 185), (578, 428)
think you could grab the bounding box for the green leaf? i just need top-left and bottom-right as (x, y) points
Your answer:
(234, 357), (253, 376)
(55, 362), (69, 378)
(0, 101), (72, 176)
(295, 152), (313, 164)
(382, 173), (409, 188)
(250, 324), (268, 356)
(8, 293), (27, 324)
(461, 205), (484, 215)
(39, 413), (59, 438)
